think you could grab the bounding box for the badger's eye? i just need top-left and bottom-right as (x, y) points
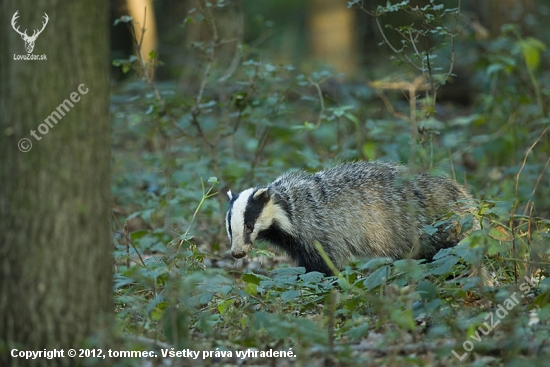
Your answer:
(245, 223), (254, 232)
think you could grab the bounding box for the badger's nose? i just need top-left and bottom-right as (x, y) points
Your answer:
(231, 250), (246, 259)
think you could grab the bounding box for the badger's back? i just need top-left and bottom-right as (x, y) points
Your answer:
(227, 161), (475, 274)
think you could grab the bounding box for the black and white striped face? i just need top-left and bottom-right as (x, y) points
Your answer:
(226, 187), (278, 259)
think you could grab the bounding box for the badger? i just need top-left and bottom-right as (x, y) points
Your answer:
(225, 161), (476, 275)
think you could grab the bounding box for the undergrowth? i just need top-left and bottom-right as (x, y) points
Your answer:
(110, 1), (550, 365)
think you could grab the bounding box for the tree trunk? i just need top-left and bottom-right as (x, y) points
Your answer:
(0, 1), (112, 366)
(308, 0), (357, 75)
(125, 0), (158, 70)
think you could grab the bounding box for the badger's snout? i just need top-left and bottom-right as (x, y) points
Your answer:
(231, 250), (247, 259)
(230, 241), (252, 259)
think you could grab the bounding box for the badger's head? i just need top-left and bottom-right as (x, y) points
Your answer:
(225, 187), (292, 259)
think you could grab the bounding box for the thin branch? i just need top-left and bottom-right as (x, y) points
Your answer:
(308, 77), (326, 128)
(190, 1), (221, 148)
(375, 17), (422, 71)
(118, 224), (146, 267)
(522, 154), (550, 217)
(220, 39), (260, 139)
(531, 155), (550, 197)
(217, 2), (244, 83)
(126, 9), (192, 138)
(408, 27), (422, 61)
(515, 128), (548, 198)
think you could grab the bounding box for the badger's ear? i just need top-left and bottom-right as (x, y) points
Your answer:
(226, 190), (233, 201)
(253, 187), (270, 202)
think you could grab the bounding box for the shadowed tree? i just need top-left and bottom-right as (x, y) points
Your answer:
(482, 0), (535, 37)
(0, 1), (112, 366)
(308, 0), (357, 74)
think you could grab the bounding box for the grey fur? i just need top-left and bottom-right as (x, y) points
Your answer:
(226, 161), (476, 275)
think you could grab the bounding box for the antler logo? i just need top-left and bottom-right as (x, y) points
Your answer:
(11, 11), (49, 54)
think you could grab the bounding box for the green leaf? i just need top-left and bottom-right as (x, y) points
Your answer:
(344, 112), (359, 125)
(417, 281), (438, 300)
(270, 267), (305, 277)
(394, 259), (423, 281)
(518, 37), (547, 71)
(449, 114), (481, 127)
(242, 273), (261, 285)
(345, 323), (370, 340)
(531, 290), (550, 308)
(486, 237), (503, 256)
(427, 255), (457, 275)
(281, 290), (300, 303)
(130, 229), (148, 241)
(299, 271), (324, 283)
(484, 203), (511, 218)
(460, 214), (474, 234)
(359, 257), (392, 270)
(199, 291), (215, 304)
(487, 63), (505, 76)
(362, 142), (376, 160)
(113, 275), (134, 290)
(113, 15), (133, 26)
(243, 282), (257, 296)
(391, 308), (416, 331)
(363, 265), (390, 290)
(217, 299), (233, 315)
(422, 224), (438, 236)
(488, 226), (513, 242)
(150, 301), (166, 321)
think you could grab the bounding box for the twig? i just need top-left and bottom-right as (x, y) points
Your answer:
(530, 155), (550, 197)
(217, 1), (244, 83)
(252, 127), (271, 170)
(124, 222), (130, 269)
(515, 128), (548, 198)
(190, 0), (223, 148)
(118, 224), (146, 267)
(374, 17), (422, 71)
(522, 154), (550, 217)
(510, 127), (547, 282)
(308, 77), (326, 128)
(125, 9), (192, 138)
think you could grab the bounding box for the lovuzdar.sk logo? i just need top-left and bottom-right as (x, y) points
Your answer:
(11, 10), (48, 61)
